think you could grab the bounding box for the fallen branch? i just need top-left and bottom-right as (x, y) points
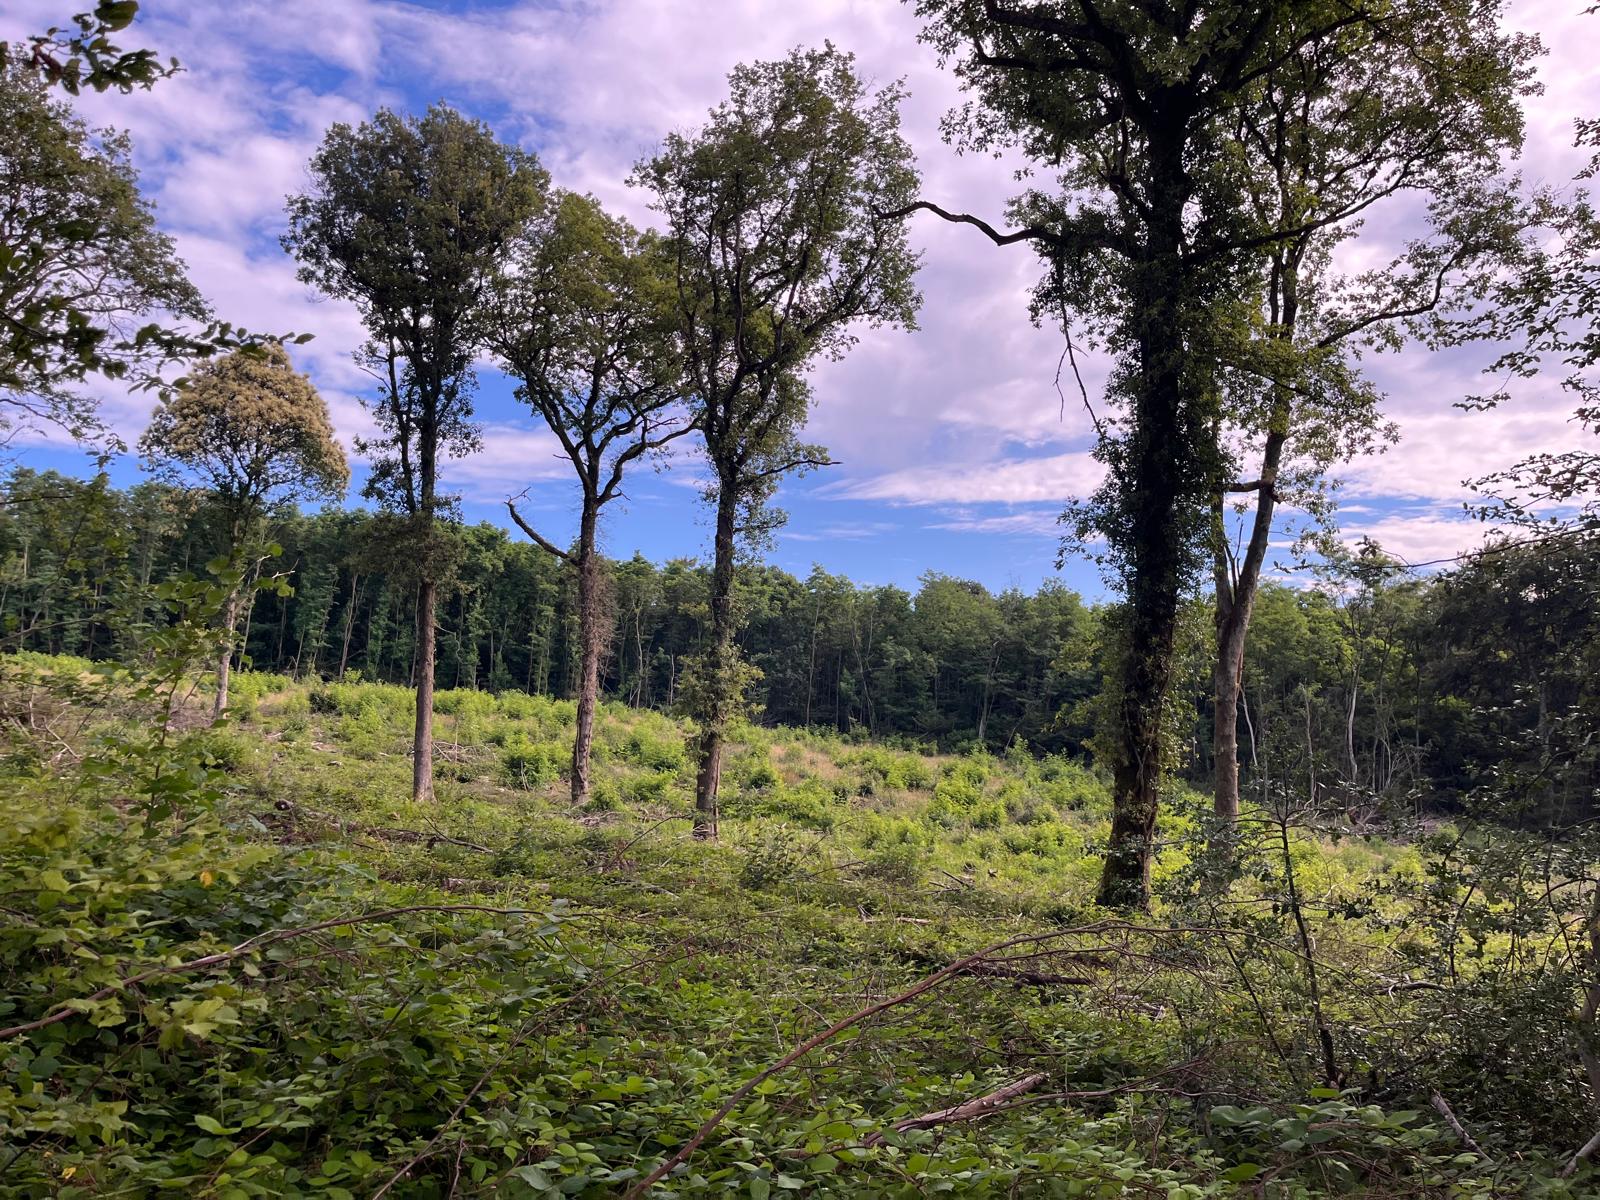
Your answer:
(1563, 1127), (1600, 1179)
(0, 904), (547, 1041)
(270, 800), (495, 854)
(863, 1073), (1048, 1146)
(619, 926), (1104, 1199)
(958, 962), (1095, 988)
(1430, 1092), (1489, 1161)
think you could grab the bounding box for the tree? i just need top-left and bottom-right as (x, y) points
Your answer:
(0, 62), (204, 448)
(283, 104), (546, 803)
(140, 343), (347, 716)
(488, 191), (689, 806)
(634, 44), (921, 837)
(912, 0), (1532, 908)
(1206, 12), (1535, 829)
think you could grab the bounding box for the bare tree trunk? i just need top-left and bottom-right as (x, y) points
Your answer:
(805, 589), (822, 726)
(337, 572), (362, 682)
(213, 589), (241, 722)
(571, 510), (603, 807)
(412, 577), (436, 804)
(693, 484), (738, 840)
(1211, 257), (1296, 825)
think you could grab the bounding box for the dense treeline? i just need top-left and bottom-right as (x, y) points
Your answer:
(6, 467), (1596, 818)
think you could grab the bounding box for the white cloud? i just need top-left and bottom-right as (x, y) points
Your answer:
(1337, 511), (1504, 568)
(2, 0), (1596, 584)
(838, 450), (1104, 505)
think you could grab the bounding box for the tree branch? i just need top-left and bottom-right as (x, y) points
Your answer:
(505, 499), (570, 561)
(878, 201), (1062, 248)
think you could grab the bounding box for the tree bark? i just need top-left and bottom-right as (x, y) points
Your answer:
(412, 576), (437, 804)
(1097, 133), (1191, 911)
(571, 508), (602, 807)
(693, 482), (738, 840)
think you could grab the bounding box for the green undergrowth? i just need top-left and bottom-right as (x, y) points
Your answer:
(0, 659), (1586, 1197)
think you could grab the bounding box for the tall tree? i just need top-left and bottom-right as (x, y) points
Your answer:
(488, 190), (689, 806)
(635, 44), (921, 838)
(139, 343), (347, 716)
(0, 62), (204, 448)
(912, 0), (1532, 908)
(1207, 14), (1535, 828)
(283, 104), (546, 803)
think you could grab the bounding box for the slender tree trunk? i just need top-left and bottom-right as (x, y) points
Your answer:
(413, 576), (437, 804)
(337, 572), (362, 682)
(213, 589), (241, 721)
(805, 591), (822, 726)
(694, 483), (738, 840)
(571, 508), (603, 807)
(1212, 254), (1298, 825)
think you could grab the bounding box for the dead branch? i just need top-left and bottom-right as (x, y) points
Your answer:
(863, 1073), (1048, 1146)
(958, 962), (1096, 987)
(1430, 1092), (1489, 1161)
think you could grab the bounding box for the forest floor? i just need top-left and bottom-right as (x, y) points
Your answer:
(0, 656), (1582, 1198)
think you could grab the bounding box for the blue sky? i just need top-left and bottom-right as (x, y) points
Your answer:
(4, 0), (1596, 596)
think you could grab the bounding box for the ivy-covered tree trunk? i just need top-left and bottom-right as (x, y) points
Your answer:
(571, 509), (602, 808)
(1097, 137), (1193, 911)
(694, 482), (739, 840)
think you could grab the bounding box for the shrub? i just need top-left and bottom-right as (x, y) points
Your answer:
(620, 729), (685, 772)
(432, 688), (496, 719)
(625, 770), (677, 806)
(738, 824), (807, 890)
(762, 779), (838, 830)
(501, 737), (565, 789)
(1039, 760), (1105, 811)
(862, 839), (929, 886)
(1002, 821), (1083, 859)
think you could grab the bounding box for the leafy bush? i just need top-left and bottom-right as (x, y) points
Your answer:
(500, 736), (565, 789)
(308, 681), (412, 721)
(862, 839), (929, 886)
(432, 688), (496, 719)
(624, 769), (677, 806)
(738, 824), (808, 889)
(761, 779), (838, 830)
(618, 729), (685, 772)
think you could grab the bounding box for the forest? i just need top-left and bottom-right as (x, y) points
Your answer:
(2, 1), (1599, 1198)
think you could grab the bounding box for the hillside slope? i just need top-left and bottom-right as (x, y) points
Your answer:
(0, 658), (1582, 1197)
